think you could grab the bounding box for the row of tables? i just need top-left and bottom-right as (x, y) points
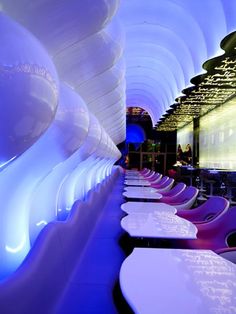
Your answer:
(123, 176), (163, 200)
(121, 202), (197, 240)
(119, 169), (236, 314)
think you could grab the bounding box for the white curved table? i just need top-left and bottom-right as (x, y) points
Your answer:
(122, 191), (162, 200)
(126, 170), (140, 174)
(124, 186), (158, 193)
(120, 248), (236, 314)
(121, 211), (197, 239)
(125, 173), (144, 178)
(121, 202), (177, 215)
(125, 176), (144, 180)
(124, 180), (151, 186)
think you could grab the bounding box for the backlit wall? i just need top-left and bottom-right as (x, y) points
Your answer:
(199, 97), (236, 169)
(177, 122), (193, 154)
(0, 7), (122, 280)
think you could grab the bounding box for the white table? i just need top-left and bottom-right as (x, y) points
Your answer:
(120, 248), (236, 314)
(125, 170), (140, 175)
(123, 191), (162, 200)
(121, 202), (177, 215)
(125, 176), (144, 180)
(124, 186), (158, 193)
(125, 180), (151, 186)
(121, 211), (197, 239)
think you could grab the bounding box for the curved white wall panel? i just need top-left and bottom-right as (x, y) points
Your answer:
(1, 0), (119, 54)
(1, 0), (126, 144)
(78, 58), (125, 103)
(0, 82), (87, 277)
(0, 7), (122, 278)
(54, 26), (123, 87)
(0, 13), (59, 166)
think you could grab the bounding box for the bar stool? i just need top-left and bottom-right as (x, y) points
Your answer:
(202, 169), (219, 198)
(196, 173), (207, 202)
(186, 166), (195, 186)
(224, 173), (236, 205)
(205, 179), (216, 197)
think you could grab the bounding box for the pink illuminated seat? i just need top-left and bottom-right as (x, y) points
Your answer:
(153, 178), (174, 193)
(140, 168), (149, 175)
(149, 174), (163, 184)
(147, 173), (162, 182)
(161, 186), (199, 210)
(151, 176), (169, 188)
(161, 182), (186, 198)
(143, 171), (156, 179)
(176, 206), (236, 251)
(216, 247), (236, 263)
(177, 196), (229, 223)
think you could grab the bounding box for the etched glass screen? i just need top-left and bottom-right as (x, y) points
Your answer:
(199, 98), (236, 169)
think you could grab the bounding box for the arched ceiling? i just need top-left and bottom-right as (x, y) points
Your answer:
(118, 0), (236, 126)
(1, 0), (236, 145)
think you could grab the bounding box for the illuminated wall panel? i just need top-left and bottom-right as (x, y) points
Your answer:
(1, 0), (126, 145)
(177, 122), (193, 152)
(199, 98), (236, 169)
(0, 16), (122, 280)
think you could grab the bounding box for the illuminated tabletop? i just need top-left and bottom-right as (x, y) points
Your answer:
(120, 248), (236, 314)
(121, 201), (177, 215)
(125, 171), (141, 177)
(125, 173), (144, 179)
(124, 180), (151, 186)
(126, 170), (140, 174)
(125, 176), (144, 180)
(120, 211), (197, 239)
(122, 190), (162, 199)
(124, 186), (158, 193)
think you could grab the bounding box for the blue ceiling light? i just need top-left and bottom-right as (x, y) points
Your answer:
(126, 123), (146, 144)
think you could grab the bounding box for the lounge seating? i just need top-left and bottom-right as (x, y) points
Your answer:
(145, 172), (161, 181)
(143, 171), (156, 180)
(216, 247), (236, 263)
(176, 205), (236, 251)
(177, 196), (229, 223)
(161, 186), (199, 210)
(151, 178), (174, 193)
(148, 173), (162, 183)
(140, 168), (150, 175)
(161, 182), (186, 198)
(151, 176), (169, 188)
